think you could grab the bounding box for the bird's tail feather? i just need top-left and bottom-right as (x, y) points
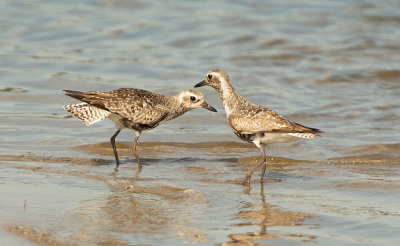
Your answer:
(64, 103), (110, 126)
(287, 132), (319, 139)
(288, 123), (322, 138)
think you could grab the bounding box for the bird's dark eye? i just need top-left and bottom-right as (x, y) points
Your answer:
(207, 74), (212, 80)
(190, 96), (196, 101)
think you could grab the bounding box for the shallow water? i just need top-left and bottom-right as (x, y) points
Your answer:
(1, 0), (400, 245)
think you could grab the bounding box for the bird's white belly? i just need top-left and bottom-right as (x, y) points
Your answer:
(108, 113), (126, 129)
(256, 133), (298, 144)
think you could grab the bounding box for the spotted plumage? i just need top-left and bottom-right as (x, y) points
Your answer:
(195, 69), (321, 185)
(64, 103), (110, 126)
(63, 88), (217, 169)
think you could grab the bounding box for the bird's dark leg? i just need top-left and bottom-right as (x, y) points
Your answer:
(132, 131), (142, 171)
(110, 129), (121, 169)
(242, 143), (267, 186)
(261, 163), (267, 181)
(132, 131), (141, 152)
(259, 145), (267, 181)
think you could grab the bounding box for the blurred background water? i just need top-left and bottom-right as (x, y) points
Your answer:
(0, 0), (399, 245)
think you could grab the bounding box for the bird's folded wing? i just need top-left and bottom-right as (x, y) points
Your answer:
(75, 89), (171, 125)
(228, 109), (314, 134)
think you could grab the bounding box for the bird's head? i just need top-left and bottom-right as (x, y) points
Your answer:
(176, 89), (217, 112)
(194, 69), (230, 90)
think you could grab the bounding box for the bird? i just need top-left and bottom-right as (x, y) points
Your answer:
(195, 69), (321, 185)
(63, 88), (217, 170)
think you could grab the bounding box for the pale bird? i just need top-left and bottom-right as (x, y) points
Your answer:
(195, 69), (321, 185)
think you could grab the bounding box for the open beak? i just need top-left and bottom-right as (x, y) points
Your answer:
(194, 80), (206, 88)
(201, 101), (217, 112)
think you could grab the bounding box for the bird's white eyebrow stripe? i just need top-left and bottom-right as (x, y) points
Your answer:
(210, 72), (220, 77)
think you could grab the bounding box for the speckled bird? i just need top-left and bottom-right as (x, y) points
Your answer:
(63, 88), (217, 169)
(195, 69), (321, 185)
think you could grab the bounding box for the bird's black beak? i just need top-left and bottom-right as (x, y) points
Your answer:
(201, 101), (217, 112)
(194, 80), (207, 88)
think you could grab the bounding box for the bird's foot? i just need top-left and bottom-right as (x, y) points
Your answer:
(241, 175), (252, 186)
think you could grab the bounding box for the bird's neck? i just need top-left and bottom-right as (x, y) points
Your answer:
(215, 80), (243, 116)
(171, 95), (191, 115)
(177, 106), (191, 116)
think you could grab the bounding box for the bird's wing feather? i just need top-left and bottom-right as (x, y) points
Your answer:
(65, 88), (172, 125)
(228, 107), (318, 134)
(105, 88), (172, 125)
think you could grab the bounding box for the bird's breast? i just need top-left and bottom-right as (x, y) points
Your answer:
(233, 130), (256, 143)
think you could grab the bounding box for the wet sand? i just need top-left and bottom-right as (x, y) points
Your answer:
(1, 141), (399, 245)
